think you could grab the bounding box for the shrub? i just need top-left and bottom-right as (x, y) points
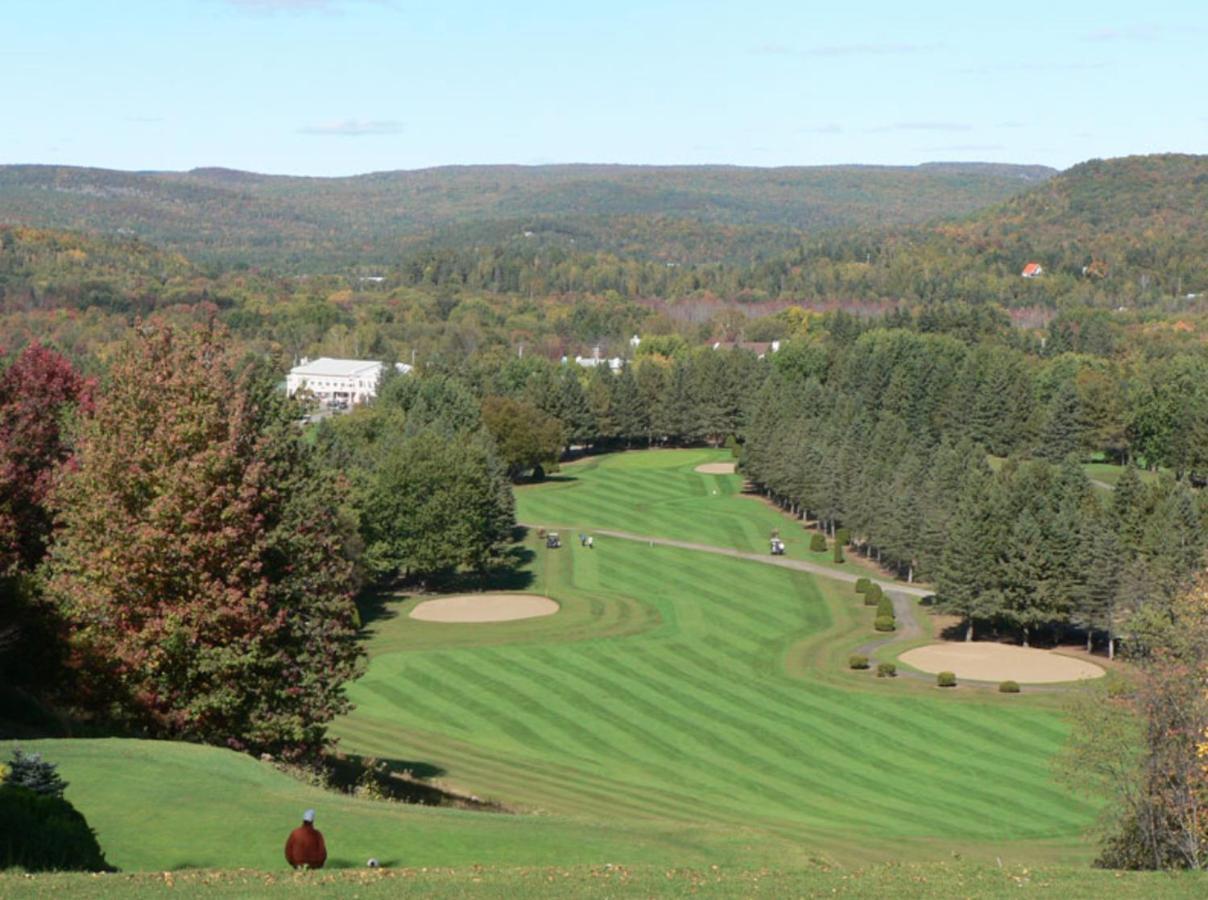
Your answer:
(3, 748), (67, 799)
(855, 577), (871, 594)
(999, 680), (1021, 693)
(835, 528), (850, 548)
(876, 662), (897, 678)
(937, 671), (957, 688)
(875, 594), (894, 618)
(874, 615), (896, 632)
(809, 533), (827, 552)
(864, 584), (883, 606)
(0, 784), (112, 872)
(723, 435), (741, 458)
(848, 654), (870, 670)
(832, 542), (845, 563)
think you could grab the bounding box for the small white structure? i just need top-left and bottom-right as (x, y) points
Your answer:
(562, 345), (624, 372)
(286, 357), (410, 405)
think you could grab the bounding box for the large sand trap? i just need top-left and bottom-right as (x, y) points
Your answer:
(899, 642), (1105, 684)
(695, 462), (736, 474)
(410, 593), (559, 623)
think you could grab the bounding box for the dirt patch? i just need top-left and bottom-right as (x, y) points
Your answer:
(695, 462), (736, 475)
(899, 642), (1105, 684)
(410, 593), (559, 623)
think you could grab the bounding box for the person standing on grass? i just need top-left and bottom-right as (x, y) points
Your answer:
(285, 809), (327, 869)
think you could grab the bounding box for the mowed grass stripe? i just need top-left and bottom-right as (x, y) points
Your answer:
(335, 449), (1100, 858)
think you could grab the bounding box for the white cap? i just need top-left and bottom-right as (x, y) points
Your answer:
(303, 809), (315, 823)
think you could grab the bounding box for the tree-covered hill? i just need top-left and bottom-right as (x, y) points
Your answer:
(389, 154), (1208, 308)
(0, 225), (198, 316)
(0, 162), (1053, 270)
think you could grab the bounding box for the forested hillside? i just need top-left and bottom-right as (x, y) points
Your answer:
(0, 162), (1052, 270)
(393, 155), (1208, 308)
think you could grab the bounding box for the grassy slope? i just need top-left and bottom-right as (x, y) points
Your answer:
(332, 449), (1097, 869)
(0, 738), (714, 872)
(516, 448), (884, 579)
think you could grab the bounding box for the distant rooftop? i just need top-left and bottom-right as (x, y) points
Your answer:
(290, 357), (383, 377)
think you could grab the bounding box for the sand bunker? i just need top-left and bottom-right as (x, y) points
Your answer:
(695, 462), (736, 474)
(899, 642), (1105, 684)
(410, 593), (559, 623)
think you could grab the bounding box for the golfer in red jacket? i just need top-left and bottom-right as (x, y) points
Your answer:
(284, 809), (327, 869)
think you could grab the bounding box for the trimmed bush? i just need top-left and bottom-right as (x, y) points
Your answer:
(937, 671), (957, 688)
(864, 584), (883, 606)
(809, 533), (827, 552)
(835, 528), (850, 548)
(999, 680), (1021, 693)
(848, 654), (870, 670)
(0, 784), (112, 872)
(874, 615), (896, 632)
(854, 577), (872, 595)
(876, 662), (897, 678)
(832, 542), (845, 563)
(724, 435), (741, 458)
(875, 594), (894, 619)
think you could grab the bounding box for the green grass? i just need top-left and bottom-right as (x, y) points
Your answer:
(0, 738), (725, 873)
(1081, 462), (1161, 488)
(332, 452), (1103, 867)
(518, 449), (879, 578)
(987, 455), (1163, 491)
(5, 449), (1147, 884)
(5, 862), (1207, 898)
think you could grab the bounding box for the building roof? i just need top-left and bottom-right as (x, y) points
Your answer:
(289, 357), (383, 378)
(1021, 262), (1043, 276)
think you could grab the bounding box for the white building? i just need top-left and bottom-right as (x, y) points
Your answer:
(286, 357), (411, 405)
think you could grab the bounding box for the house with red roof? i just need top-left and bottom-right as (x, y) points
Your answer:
(1021, 262), (1044, 278)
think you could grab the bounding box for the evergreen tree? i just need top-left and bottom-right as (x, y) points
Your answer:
(3, 749), (67, 799)
(555, 369), (595, 446)
(936, 471), (1003, 640)
(609, 364), (646, 446)
(1079, 520), (1122, 651)
(1037, 383), (1087, 462)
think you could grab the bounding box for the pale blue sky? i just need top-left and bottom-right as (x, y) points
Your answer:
(4, 0), (1206, 175)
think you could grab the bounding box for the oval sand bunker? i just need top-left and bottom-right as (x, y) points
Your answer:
(410, 593), (559, 623)
(899, 642), (1105, 684)
(695, 462), (736, 474)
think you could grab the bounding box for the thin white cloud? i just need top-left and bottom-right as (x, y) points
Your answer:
(298, 119), (404, 136)
(749, 42), (936, 58)
(956, 61), (1108, 75)
(222, 0), (391, 13)
(1085, 24), (1163, 42)
(918, 144), (1005, 152)
(801, 123), (843, 135)
(870, 122), (973, 133)
(810, 42), (935, 57)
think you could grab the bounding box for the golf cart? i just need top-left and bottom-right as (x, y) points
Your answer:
(546, 532), (562, 549)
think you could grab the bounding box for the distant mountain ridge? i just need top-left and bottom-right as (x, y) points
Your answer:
(0, 162), (1054, 270)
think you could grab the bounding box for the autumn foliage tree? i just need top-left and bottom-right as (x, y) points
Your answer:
(0, 342), (91, 574)
(0, 342), (91, 686)
(1059, 576), (1208, 870)
(45, 321), (362, 758)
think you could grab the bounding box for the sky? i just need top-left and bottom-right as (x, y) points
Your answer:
(4, 0), (1206, 176)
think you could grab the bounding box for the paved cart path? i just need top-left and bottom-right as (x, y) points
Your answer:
(523, 522), (933, 599)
